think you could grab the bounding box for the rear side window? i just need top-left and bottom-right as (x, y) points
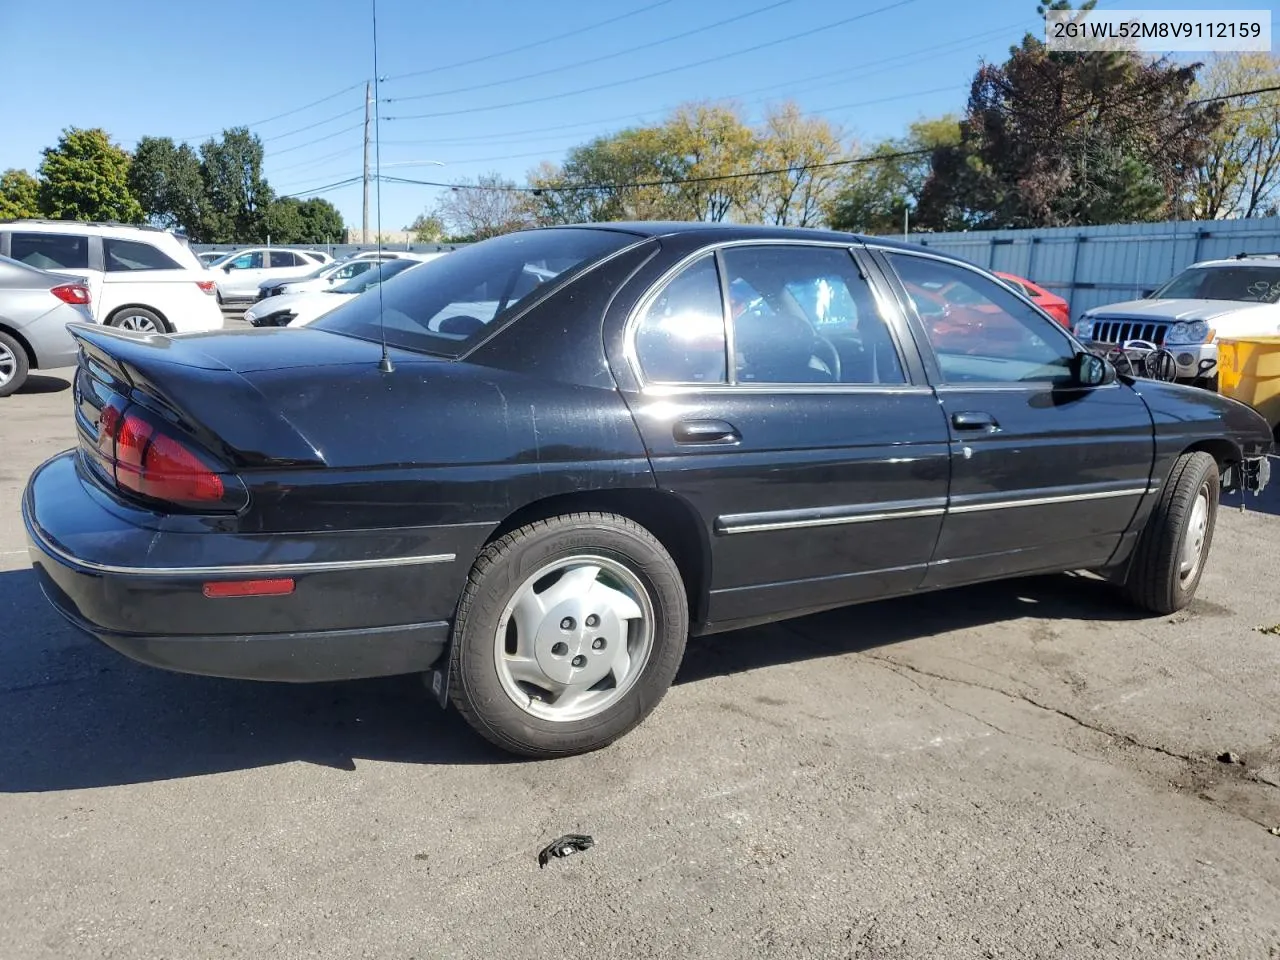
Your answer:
(104, 238), (182, 272)
(270, 250), (300, 268)
(633, 256), (727, 384)
(11, 232), (89, 270)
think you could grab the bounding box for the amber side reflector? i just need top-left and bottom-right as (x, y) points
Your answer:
(202, 578), (296, 599)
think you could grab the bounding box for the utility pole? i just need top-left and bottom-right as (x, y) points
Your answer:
(362, 81), (372, 244)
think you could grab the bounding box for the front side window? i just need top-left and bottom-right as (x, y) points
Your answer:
(633, 256), (727, 385)
(313, 228), (636, 356)
(888, 253), (1076, 385)
(1152, 264), (1280, 303)
(228, 251), (263, 270)
(720, 245), (905, 385)
(11, 232), (89, 270)
(104, 238), (182, 272)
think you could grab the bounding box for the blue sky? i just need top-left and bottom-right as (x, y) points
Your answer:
(0, 0), (1271, 230)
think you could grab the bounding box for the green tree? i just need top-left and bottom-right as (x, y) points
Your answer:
(915, 5), (1222, 229)
(408, 212), (446, 241)
(37, 127), (142, 222)
(1192, 53), (1280, 218)
(0, 169), (40, 219)
(662, 103), (759, 221)
(297, 198), (344, 243)
(199, 127), (271, 242)
(265, 196), (307, 243)
(129, 136), (206, 237)
(826, 117), (960, 234)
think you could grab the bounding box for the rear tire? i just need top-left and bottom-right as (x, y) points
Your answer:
(1122, 451), (1219, 614)
(108, 307), (168, 333)
(448, 512), (688, 758)
(0, 331), (30, 398)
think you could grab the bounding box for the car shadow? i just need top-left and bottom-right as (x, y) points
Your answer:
(0, 565), (1151, 794)
(16, 374), (70, 395)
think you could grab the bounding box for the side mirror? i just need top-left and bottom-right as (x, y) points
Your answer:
(1073, 351), (1117, 387)
(223, 264), (233, 273)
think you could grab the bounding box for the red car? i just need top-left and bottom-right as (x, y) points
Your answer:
(996, 272), (1070, 327)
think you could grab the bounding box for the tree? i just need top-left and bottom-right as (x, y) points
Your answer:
(826, 116), (960, 233)
(1192, 53), (1280, 219)
(915, 9), (1222, 230)
(297, 198), (344, 243)
(433, 172), (533, 240)
(747, 103), (846, 227)
(0, 169), (40, 219)
(662, 103), (759, 221)
(129, 136), (205, 237)
(37, 127), (142, 222)
(200, 127), (271, 242)
(408, 211), (446, 241)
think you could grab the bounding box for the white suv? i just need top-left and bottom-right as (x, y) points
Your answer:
(206, 247), (331, 303)
(0, 220), (223, 334)
(1075, 254), (1280, 389)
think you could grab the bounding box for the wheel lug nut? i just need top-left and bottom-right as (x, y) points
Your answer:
(571, 655), (587, 668)
(585, 614), (600, 627)
(560, 617), (575, 631)
(551, 642), (568, 656)
(592, 637), (606, 650)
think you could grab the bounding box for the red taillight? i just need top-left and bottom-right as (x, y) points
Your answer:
(203, 578), (295, 599)
(196, 280), (217, 295)
(93, 402), (231, 509)
(51, 283), (91, 305)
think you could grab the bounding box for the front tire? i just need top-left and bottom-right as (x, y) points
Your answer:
(449, 513), (688, 758)
(0, 331), (30, 398)
(1122, 451), (1219, 614)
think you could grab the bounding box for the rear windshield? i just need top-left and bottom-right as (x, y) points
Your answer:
(1152, 264), (1280, 303)
(311, 228), (637, 356)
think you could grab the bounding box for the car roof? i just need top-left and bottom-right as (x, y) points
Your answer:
(550, 220), (923, 251)
(0, 218), (180, 240)
(1190, 254), (1280, 268)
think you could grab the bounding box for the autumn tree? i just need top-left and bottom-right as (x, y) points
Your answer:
(826, 116), (960, 233)
(433, 172), (533, 240)
(1192, 53), (1280, 218)
(37, 127), (142, 222)
(746, 103), (846, 226)
(0, 169), (40, 219)
(916, 3), (1222, 229)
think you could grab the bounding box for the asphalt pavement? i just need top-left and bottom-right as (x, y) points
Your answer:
(2, 349), (1279, 959)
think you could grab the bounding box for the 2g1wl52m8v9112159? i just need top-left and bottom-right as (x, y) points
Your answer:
(22, 222), (1273, 758)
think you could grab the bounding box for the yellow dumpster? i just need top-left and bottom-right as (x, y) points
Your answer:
(1218, 335), (1280, 433)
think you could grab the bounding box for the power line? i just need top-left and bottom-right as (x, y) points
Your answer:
(385, 0), (921, 122)
(277, 175), (365, 200)
(385, 0), (792, 104)
(262, 105), (365, 142)
(381, 0), (676, 83)
(1191, 83), (1280, 105)
(378, 146), (936, 195)
(175, 80), (368, 142)
(268, 144), (363, 175)
(376, 23), (1021, 149)
(269, 122), (365, 157)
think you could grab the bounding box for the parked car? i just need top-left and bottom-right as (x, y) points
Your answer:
(0, 255), (93, 397)
(206, 247), (331, 303)
(1074, 253), (1280, 389)
(0, 220), (223, 334)
(254, 253), (441, 302)
(245, 258), (424, 328)
(996, 272), (1070, 326)
(197, 251), (230, 266)
(24, 223), (1272, 759)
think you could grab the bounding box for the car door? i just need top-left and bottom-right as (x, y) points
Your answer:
(611, 241), (952, 631)
(872, 247), (1155, 588)
(218, 250), (265, 298)
(5, 231), (104, 321)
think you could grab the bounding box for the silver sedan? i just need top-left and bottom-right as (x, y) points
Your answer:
(0, 255), (94, 397)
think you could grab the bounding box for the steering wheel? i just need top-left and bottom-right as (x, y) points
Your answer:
(811, 334), (842, 383)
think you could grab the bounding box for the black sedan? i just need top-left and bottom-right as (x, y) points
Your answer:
(23, 222), (1273, 758)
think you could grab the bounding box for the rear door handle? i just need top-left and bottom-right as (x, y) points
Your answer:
(951, 411), (999, 432)
(674, 419), (740, 444)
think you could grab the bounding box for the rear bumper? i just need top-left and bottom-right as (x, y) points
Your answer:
(23, 452), (461, 682)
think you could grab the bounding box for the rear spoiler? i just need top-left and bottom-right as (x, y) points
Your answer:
(69, 324), (325, 468)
